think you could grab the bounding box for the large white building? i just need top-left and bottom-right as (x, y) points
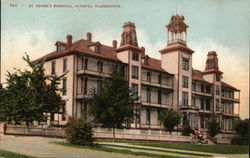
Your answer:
(37, 14), (240, 133)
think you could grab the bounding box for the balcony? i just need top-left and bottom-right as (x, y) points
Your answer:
(221, 96), (240, 103)
(78, 69), (110, 77)
(192, 90), (212, 97)
(141, 80), (173, 90)
(141, 101), (173, 109)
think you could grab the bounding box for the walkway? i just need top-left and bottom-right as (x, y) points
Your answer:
(0, 135), (146, 158)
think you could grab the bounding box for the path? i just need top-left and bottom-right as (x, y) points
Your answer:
(0, 135), (146, 158)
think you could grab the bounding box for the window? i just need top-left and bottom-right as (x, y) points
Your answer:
(63, 59), (67, 72)
(205, 85), (211, 94)
(221, 102), (225, 113)
(132, 66), (139, 79)
(192, 82), (196, 91)
(81, 77), (84, 94)
(144, 59), (148, 65)
(216, 74), (220, 81)
(201, 98), (204, 110)
(216, 99), (220, 112)
(62, 78), (67, 95)
(182, 92), (188, 106)
(205, 99), (211, 110)
(216, 85), (220, 95)
(147, 72), (151, 82)
(51, 61), (56, 74)
(135, 108), (140, 123)
(131, 84), (138, 100)
(182, 59), (189, 70)
(84, 78), (88, 94)
(158, 89), (161, 104)
(227, 103), (233, 114)
(95, 46), (100, 53)
(50, 113), (54, 121)
(207, 62), (211, 69)
(201, 84), (204, 93)
(81, 58), (84, 70)
(132, 31), (136, 45)
(158, 74), (162, 84)
(182, 76), (189, 88)
(146, 88), (151, 103)
(122, 35), (127, 45)
(157, 110), (161, 125)
(97, 61), (103, 72)
(192, 97), (196, 107)
(84, 58), (88, 70)
(132, 53), (139, 61)
(146, 109), (151, 125)
(190, 113), (197, 127)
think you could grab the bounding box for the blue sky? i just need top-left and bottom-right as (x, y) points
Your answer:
(1, 0), (249, 118)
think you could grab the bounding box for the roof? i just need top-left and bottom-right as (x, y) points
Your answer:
(36, 39), (121, 62)
(221, 81), (240, 91)
(192, 69), (210, 83)
(142, 57), (172, 75)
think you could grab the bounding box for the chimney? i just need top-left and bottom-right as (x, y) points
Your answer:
(141, 47), (145, 56)
(66, 35), (72, 48)
(87, 32), (92, 42)
(112, 40), (117, 49)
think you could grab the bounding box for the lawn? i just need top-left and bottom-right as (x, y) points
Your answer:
(53, 142), (185, 158)
(0, 149), (35, 158)
(126, 141), (249, 154)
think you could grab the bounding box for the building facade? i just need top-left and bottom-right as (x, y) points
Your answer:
(38, 14), (240, 132)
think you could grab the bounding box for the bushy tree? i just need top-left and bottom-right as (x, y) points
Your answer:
(160, 109), (181, 138)
(87, 70), (135, 142)
(231, 119), (249, 145)
(1, 54), (65, 126)
(182, 115), (193, 136)
(65, 117), (94, 146)
(207, 115), (220, 138)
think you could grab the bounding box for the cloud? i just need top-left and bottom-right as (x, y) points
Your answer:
(1, 30), (54, 83)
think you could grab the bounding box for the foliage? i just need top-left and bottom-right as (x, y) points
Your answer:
(0, 84), (7, 121)
(0, 149), (35, 158)
(207, 115), (220, 138)
(231, 119), (249, 145)
(65, 117), (94, 146)
(160, 109), (181, 135)
(181, 115), (193, 136)
(87, 70), (135, 141)
(0, 54), (65, 126)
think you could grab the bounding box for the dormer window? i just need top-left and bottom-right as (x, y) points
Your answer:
(95, 45), (100, 53)
(144, 59), (148, 65)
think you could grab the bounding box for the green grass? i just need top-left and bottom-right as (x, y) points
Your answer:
(0, 149), (35, 158)
(125, 141), (249, 154)
(103, 144), (212, 157)
(52, 141), (182, 158)
(96, 140), (249, 154)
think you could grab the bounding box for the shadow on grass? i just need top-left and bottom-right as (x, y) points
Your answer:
(0, 149), (35, 158)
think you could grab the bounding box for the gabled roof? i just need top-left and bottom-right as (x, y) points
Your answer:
(36, 39), (121, 62)
(192, 69), (210, 83)
(221, 81), (239, 91)
(142, 57), (172, 75)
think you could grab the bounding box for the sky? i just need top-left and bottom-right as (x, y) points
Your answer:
(1, 0), (249, 119)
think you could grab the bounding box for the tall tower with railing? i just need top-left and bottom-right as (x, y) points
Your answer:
(160, 14), (194, 111)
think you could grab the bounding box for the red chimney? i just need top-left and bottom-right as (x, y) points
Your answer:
(87, 32), (92, 42)
(113, 40), (117, 49)
(66, 35), (72, 48)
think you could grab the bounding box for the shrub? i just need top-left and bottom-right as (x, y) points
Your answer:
(231, 137), (249, 145)
(181, 115), (193, 136)
(65, 117), (94, 146)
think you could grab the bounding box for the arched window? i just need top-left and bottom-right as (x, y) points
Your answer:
(132, 31), (136, 45)
(122, 35), (127, 45)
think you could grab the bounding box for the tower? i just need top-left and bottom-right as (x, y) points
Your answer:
(159, 14), (194, 121)
(116, 21), (142, 128)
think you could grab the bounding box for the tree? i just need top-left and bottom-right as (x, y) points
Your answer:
(207, 115), (220, 138)
(0, 84), (7, 121)
(1, 54), (65, 126)
(181, 115), (193, 136)
(87, 70), (135, 142)
(160, 109), (181, 140)
(231, 119), (249, 145)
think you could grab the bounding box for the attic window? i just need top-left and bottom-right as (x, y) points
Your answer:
(56, 45), (66, 52)
(144, 59), (148, 65)
(95, 45), (100, 53)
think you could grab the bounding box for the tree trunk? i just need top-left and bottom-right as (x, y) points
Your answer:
(112, 127), (115, 142)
